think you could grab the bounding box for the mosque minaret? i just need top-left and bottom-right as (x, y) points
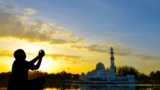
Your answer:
(110, 47), (115, 75)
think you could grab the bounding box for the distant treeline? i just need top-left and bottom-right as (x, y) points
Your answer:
(1, 66), (160, 87)
(115, 66), (160, 83)
(0, 71), (79, 87)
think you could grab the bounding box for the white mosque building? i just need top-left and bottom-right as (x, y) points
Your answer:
(79, 47), (135, 84)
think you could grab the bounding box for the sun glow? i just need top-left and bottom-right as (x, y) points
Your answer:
(39, 57), (58, 73)
(0, 38), (66, 74)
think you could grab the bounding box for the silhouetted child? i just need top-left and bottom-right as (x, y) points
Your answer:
(7, 49), (45, 90)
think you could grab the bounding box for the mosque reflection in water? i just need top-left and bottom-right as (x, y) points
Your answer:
(79, 84), (135, 90)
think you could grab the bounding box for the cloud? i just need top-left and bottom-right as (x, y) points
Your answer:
(0, 50), (13, 57)
(15, 14), (29, 20)
(0, 0), (17, 13)
(71, 43), (160, 61)
(113, 47), (160, 61)
(47, 53), (82, 64)
(5, 4), (17, 9)
(0, 8), (84, 44)
(24, 8), (36, 15)
(71, 42), (121, 53)
(132, 53), (160, 61)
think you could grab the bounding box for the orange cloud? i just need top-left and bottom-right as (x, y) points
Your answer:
(46, 53), (82, 63)
(0, 50), (13, 57)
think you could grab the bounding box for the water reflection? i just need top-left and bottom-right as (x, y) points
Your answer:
(1, 84), (160, 90)
(43, 84), (160, 90)
(80, 84), (135, 90)
(43, 84), (136, 90)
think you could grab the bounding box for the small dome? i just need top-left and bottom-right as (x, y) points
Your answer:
(96, 62), (105, 70)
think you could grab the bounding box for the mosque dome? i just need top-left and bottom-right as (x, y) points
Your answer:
(96, 62), (105, 70)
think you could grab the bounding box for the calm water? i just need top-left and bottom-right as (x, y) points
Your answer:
(1, 84), (160, 90)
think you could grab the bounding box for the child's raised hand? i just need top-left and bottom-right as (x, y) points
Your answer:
(38, 49), (45, 57)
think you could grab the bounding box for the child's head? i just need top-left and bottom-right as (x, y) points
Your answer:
(14, 49), (26, 60)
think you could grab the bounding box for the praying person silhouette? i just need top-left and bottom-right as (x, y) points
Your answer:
(7, 49), (45, 90)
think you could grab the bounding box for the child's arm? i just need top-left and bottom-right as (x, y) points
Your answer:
(29, 50), (45, 70)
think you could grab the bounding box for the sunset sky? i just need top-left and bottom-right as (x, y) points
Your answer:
(0, 0), (160, 75)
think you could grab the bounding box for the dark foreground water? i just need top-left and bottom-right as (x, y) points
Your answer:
(1, 84), (160, 90)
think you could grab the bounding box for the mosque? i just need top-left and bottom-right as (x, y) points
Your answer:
(79, 47), (135, 84)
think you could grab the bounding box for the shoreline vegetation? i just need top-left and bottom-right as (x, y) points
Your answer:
(1, 65), (160, 87)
